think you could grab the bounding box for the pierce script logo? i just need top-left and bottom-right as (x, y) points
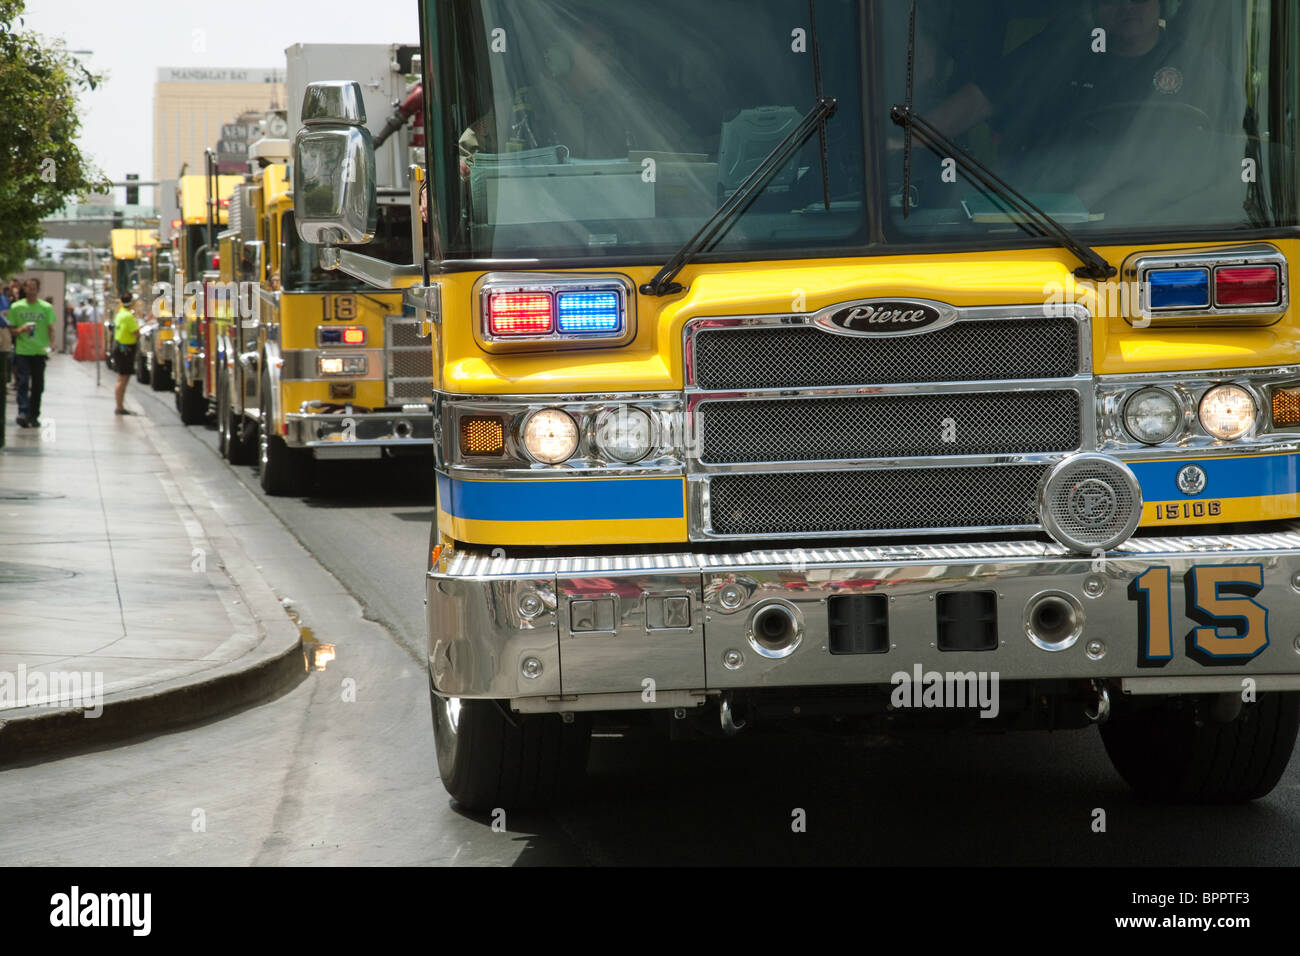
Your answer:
(814, 299), (953, 336)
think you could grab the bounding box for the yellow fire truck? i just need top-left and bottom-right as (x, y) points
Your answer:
(108, 229), (152, 372)
(167, 171), (242, 424)
(294, 0), (1300, 809)
(213, 45), (431, 496)
(137, 234), (176, 389)
(108, 228), (150, 301)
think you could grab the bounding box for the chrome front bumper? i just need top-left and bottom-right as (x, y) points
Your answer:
(426, 527), (1300, 711)
(285, 410), (435, 458)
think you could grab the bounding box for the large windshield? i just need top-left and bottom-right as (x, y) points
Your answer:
(431, 0), (1295, 262)
(881, 0), (1295, 240)
(433, 0), (867, 259)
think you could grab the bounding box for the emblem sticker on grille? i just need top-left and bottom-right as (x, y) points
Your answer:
(1068, 478), (1119, 527)
(812, 298), (959, 337)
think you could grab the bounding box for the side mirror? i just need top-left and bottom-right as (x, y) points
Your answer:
(241, 240), (264, 283)
(292, 81), (377, 245)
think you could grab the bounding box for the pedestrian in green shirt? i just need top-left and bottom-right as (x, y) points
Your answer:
(112, 293), (140, 415)
(10, 277), (56, 428)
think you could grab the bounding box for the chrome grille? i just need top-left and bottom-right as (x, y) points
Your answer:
(385, 315), (433, 404)
(691, 317), (1079, 389)
(707, 465), (1049, 537)
(389, 320), (432, 348)
(700, 390), (1080, 463)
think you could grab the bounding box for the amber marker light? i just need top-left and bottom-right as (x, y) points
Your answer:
(1271, 386), (1300, 429)
(460, 417), (505, 456)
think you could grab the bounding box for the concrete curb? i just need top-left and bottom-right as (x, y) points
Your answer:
(0, 362), (306, 764)
(0, 641), (304, 764)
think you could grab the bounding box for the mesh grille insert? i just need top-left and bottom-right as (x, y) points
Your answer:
(691, 317), (1080, 389)
(386, 316), (433, 404)
(707, 465), (1049, 536)
(700, 390), (1080, 463)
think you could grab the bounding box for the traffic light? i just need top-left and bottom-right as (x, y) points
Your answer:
(125, 173), (139, 205)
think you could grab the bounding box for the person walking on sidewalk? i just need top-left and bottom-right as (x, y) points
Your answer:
(112, 293), (139, 416)
(11, 277), (56, 428)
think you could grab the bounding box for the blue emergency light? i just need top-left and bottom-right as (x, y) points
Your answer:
(555, 291), (622, 334)
(1147, 268), (1210, 309)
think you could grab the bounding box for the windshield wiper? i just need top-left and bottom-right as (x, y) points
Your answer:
(809, 0), (832, 212)
(892, 0), (1112, 280)
(641, 95), (837, 297)
(889, 106), (1116, 281)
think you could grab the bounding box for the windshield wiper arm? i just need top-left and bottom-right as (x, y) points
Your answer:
(889, 105), (1117, 280)
(641, 95), (837, 297)
(809, 0), (832, 211)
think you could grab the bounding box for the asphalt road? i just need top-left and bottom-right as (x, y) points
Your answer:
(4, 382), (1300, 865)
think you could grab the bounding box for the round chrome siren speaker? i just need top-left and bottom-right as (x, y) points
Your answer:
(1039, 454), (1143, 553)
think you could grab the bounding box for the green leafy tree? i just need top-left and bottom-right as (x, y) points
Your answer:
(0, 0), (108, 275)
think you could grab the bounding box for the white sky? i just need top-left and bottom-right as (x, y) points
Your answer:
(21, 0), (417, 200)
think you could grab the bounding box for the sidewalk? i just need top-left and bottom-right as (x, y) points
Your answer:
(0, 355), (303, 761)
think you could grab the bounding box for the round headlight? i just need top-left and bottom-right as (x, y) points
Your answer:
(595, 406), (656, 462)
(1199, 384), (1257, 440)
(522, 408), (579, 464)
(1123, 387), (1180, 444)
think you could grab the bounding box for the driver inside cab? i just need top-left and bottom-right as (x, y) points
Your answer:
(926, 0), (1243, 144)
(458, 20), (634, 171)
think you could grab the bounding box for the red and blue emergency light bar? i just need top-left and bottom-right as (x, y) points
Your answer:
(1135, 244), (1288, 325)
(1148, 264), (1280, 310)
(484, 284), (628, 341)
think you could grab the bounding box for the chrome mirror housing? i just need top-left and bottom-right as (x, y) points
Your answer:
(240, 240), (264, 283)
(292, 81), (377, 245)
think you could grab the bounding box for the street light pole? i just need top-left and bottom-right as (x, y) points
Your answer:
(89, 243), (100, 387)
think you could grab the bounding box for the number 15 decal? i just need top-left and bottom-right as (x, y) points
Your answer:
(1130, 565), (1269, 666)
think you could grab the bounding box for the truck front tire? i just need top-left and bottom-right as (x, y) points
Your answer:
(431, 687), (591, 811)
(1100, 691), (1300, 803)
(179, 374), (206, 425)
(218, 368), (254, 465)
(150, 355), (171, 391)
(258, 372), (306, 496)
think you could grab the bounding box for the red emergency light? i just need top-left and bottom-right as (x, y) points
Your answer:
(1215, 266), (1280, 307)
(487, 292), (553, 336)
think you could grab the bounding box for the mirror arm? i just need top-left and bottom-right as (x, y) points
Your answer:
(318, 246), (422, 290)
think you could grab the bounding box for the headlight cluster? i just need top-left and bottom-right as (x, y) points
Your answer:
(1121, 384), (1257, 444)
(522, 409), (580, 464)
(1199, 384), (1256, 440)
(457, 403), (664, 466)
(1123, 387), (1179, 444)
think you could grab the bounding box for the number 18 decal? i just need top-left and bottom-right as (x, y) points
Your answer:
(1130, 565), (1269, 666)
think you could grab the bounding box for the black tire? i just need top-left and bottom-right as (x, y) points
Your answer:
(135, 351), (150, 384)
(430, 687), (591, 811)
(178, 375), (206, 425)
(258, 372), (306, 495)
(218, 368), (254, 465)
(150, 354), (171, 391)
(1100, 691), (1300, 803)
